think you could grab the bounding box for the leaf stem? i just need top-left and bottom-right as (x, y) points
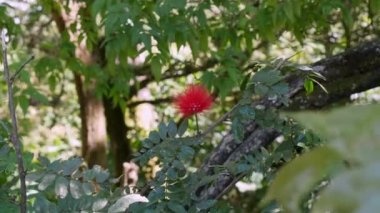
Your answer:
(195, 113), (200, 136)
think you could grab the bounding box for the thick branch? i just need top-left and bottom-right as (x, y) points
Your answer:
(127, 97), (173, 108)
(1, 30), (28, 213)
(196, 40), (380, 200)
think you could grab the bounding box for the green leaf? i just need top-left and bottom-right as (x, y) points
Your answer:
(127, 203), (149, 212)
(232, 118), (244, 143)
(151, 56), (162, 81)
(304, 78), (314, 95)
(108, 194), (148, 213)
(62, 157), (82, 176)
(178, 146), (195, 161)
(271, 82), (289, 96)
(91, 0), (107, 16)
(26, 87), (49, 105)
(254, 84), (269, 96)
(370, 0), (380, 15)
(233, 163), (251, 174)
(313, 162), (380, 213)
(55, 176), (69, 198)
(196, 200), (216, 210)
(38, 155), (50, 166)
(199, 32), (209, 52)
(283, 1), (295, 23)
(0, 200), (18, 213)
(82, 182), (94, 196)
(158, 122), (168, 140)
(177, 119), (188, 137)
(292, 0), (302, 17)
(93, 165), (110, 183)
(226, 67), (241, 83)
(70, 180), (83, 199)
(188, 36), (200, 59)
(216, 76), (235, 99)
(167, 202), (186, 213)
(262, 147), (342, 212)
(167, 167), (177, 180)
(149, 131), (161, 143)
(142, 139), (154, 148)
(0, 145), (10, 157)
(201, 71), (215, 89)
(342, 9), (353, 31)
(167, 120), (177, 138)
(38, 174), (56, 190)
(18, 95), (29, 114)
(172, 159), (185, 171)
(47, 160), (63, 173)
(168, 0), (186, 9)
(148, 187), (164, 203)
(239, 105), (256, 119)
(26, 171), (44, 183)
(310, 78), (328, 94)
(142, 34), (152, 52)
(83, 169), (95, 181)
(288, 104), (380, 163)
(92, 198), (108, 211)
(252, 68), (283, 86)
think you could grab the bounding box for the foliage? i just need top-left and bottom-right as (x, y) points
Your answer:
(264, 104), (380, 212)
(0, 120), (19, 212)
(1, 57), (320, 212)
(27, 156), (149, 212)
(0, 0), (380, 212)
(26, 0), (380, 107)
(128, 61), (320, 211)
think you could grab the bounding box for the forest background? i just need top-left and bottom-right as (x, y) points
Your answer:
(1, 0), (380, 212)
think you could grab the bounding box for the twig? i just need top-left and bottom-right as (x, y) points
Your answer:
(1, 29), (28, 213)
(214, 172), (246, 200)
(10, 55), (34, 84)
(199, 103), (239, 138)
(274, 51), (301, 70)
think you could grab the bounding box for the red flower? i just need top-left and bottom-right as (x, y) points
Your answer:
(175, 84), (213, 117)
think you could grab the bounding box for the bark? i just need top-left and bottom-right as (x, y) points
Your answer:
(196, 40), (380, 200)
(2, 30), (28, 213)
(103, 97), (132, 177)
(51, 3), (108, 168)
(77, 77), (107, 168)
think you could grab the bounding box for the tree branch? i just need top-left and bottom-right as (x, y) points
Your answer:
(129, 43), (264, 99)
(127, 97), (173, 108)
(1, 29), (28, 213)
(199, 103), (239, 138)
(130, 59), (219, 97)
(10, 55), (34, 84)
(195, 39), (380, 200)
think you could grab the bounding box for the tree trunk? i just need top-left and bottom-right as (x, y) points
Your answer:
(103, 97), (132, 177)
(75, 75), (108, 168)
(51, 4), (108, 168)
(196, 40), (380, 200)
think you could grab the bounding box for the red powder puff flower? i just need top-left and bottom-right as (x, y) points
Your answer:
(174, 84), (213, 117)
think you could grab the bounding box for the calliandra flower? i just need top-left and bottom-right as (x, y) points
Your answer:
(174, 84), (213, 117)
